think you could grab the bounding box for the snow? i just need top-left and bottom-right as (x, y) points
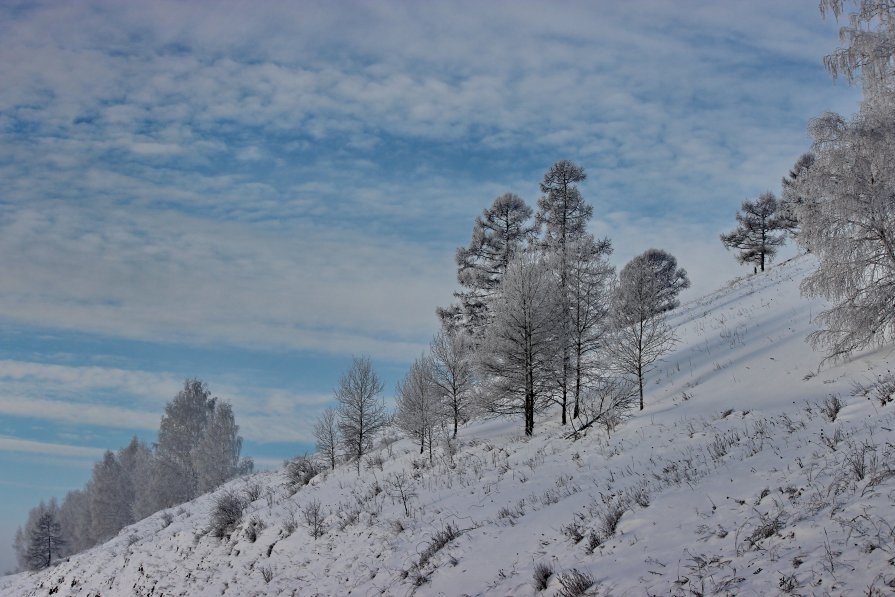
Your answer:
(3, 254), (894, 596)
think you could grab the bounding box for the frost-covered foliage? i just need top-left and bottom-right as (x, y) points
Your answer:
(335, 356), (388, 474)
(607, 251), (680, 410)
(720, 192), (787, 272)
(440, 192), (535, 336)
(792, 1), (895, 359)
(478, 251), (563, 435)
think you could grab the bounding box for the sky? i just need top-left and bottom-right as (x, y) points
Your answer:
(0, 0), (863, 574)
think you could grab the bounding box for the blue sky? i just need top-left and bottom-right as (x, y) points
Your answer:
(0, 0), (861, 573)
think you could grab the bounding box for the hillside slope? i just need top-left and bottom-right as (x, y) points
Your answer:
(3, 255), (895, 596)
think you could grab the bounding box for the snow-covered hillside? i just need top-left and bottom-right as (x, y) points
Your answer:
(3, 255), (894, 596)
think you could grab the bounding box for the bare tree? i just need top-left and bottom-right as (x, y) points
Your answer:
(567, 376), (637, 439)
(720, 192), (787, 272)
(567, 235), (615, 419)
(430, 329), (475, 438)
(478, 251), (563, 435)
(395, 355), (444, 464)
(335, 356), (387, 474)
(608, 254), (679, 410)
(25, 501), (65, 571)
(313, 407), (339, 470)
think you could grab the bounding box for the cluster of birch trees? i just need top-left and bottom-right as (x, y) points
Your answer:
(13, 380), (251, 571)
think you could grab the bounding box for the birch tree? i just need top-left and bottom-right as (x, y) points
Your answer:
(313, 407), (339, 470)
(608, 254), (679, 411)
(336, 356), (387, 474)
(430, 329), (475, 438)
(395, 355), (443, 464)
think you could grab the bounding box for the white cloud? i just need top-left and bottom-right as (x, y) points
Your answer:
(0, 436), (106, 459)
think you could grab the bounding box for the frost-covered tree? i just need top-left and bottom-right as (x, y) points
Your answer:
(192, 401), (246, 494)
(820, 0), (895, 99)
(335, 356), (387, 474)
(88, 450), (134, 542)
(58, 489), (93, 555)
(478, 251), (563, 435)
(440, 192), (536, 336)
(154, 379), (216, 508)
(720, 192), (787, 273)
(793, 109), (895, 359)
(536, 160), (593, 425)
(430, 329), (475, 438)
(608, 254), (679, 411)
(117, 437), (155, 522)
(567, 235), (615, 419)
(789, 1), (895, 359)
(779, 153), (816, 237)
(395, 355), (443, 463)
(24, 500), (65, 571)
(313, 407), (340, 470)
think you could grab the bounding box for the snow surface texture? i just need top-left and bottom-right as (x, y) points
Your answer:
(3, 255), (895, 596)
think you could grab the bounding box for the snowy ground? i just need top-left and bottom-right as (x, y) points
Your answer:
(3, 255), (894, 596)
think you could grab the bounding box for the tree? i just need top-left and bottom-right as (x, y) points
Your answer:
(88, 450), (133, 542)
(720, 192), (787, 273)
(608, 254), (679, 410)
(820, 0), (895, 99)
(335, 356), (387, 474)
(478, 251), (563, 435)
(789, 1), (895, 359)
(58, 489), (93, 555)
(536, 159), (593, 425)
(779, 153), (816, 237)
(395, 355), (443, 464)
(25, 501), (65, 570)
(792, 108), (895, 359)
(567, 235), (615, 419)
(440, 192), (536, 336)
(634, 249), (690, 313)
(154, 379), (216, 508)
(313, 407), (340, 470)
(430, 329), (475, 438)
(192, 401), (246, 494)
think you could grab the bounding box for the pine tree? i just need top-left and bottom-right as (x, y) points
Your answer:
(441, 192), (535, 336)
(720, 192), (787, 272)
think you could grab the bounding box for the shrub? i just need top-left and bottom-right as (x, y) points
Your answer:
(820, 395), (842, 422)
(244, 482), (263, 503)
(532, 561), (554, 591)
(209, 491), (245, 539)
(245, 515), (265, 543)
(418, 523), (461, 568)
(303, 499), (326, 539)
(285, 456), (323, 490)
(557, 569), (596, 597)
